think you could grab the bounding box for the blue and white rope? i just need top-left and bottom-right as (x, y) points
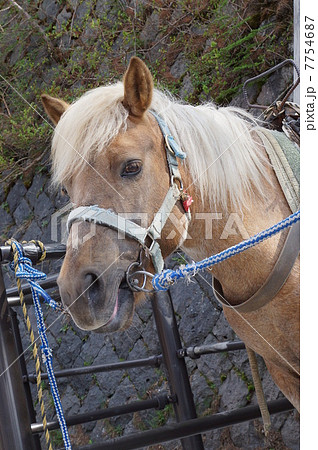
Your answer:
(152, 210), (300, 291)
(10, 242), (72, 450)
(10, 255), (62, 311)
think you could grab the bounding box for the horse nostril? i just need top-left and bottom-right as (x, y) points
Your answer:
(84, 272), (100, 305)
(84, 272), (97, 287)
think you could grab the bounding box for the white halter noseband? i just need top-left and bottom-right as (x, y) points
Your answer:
(67, 112), (191, 274)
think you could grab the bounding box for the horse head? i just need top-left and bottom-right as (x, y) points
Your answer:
(42, 57), (190, 332)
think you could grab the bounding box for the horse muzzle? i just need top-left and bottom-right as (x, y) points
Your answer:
(58, 269), (135, 332)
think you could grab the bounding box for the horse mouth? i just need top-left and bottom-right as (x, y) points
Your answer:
(92, 276), (134, 333)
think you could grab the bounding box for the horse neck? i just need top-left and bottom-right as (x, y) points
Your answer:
(180, 167), (291, 306)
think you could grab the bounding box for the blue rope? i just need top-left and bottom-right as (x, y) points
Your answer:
(152, 210), (300, 291)
(10, 255), (62, 311)
(10, 242), (72, 450)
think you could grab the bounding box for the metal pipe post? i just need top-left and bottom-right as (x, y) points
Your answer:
(0, 243), (66, 265)
(6, 273), (59, 297)
(0, 268), (36, 450)
(31, 394), (171, 433)
(76, 397), (293, 450)
(27, 355), (162, 383)
(151, 290), (204, 450)
(9, 310), (42, 449)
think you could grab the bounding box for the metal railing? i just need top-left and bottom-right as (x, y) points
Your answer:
(0, 242), (294, 450)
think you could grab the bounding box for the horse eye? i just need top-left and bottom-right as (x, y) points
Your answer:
(121, 160), (142, 177)
(61, 186), (68, 196)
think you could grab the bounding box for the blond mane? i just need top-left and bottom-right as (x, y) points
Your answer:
(51, 82), (267, 208)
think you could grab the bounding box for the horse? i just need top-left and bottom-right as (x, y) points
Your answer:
(41, 57), (300, 411)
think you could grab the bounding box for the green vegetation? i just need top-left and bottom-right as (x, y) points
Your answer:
(50, 429), (64, 448)
(60, 323), (69, 333)
(91, 373), (99, 386)
(206, 379), (217, 392)
(233, 366), (255, 402)
(178, 0), (293, 103)
(172, 253), (188, 265)
(1, 201), (9, 213)
(0, 0), (293, 178)
(220, 373), (227, 382)
(149, 403), (174, 428)
(131, 401), (174, 431)
(104, 419), (124, 438)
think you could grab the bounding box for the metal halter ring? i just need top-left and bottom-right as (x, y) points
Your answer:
(125, 261), (154, 293)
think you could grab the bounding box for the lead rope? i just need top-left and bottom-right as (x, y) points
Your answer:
(152, 210), (300, 291)
(7, 239), (72, 450)
(246, 346), (271, 436)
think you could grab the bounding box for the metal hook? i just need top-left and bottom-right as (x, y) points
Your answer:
(242, 59), (300, 110)
(125, 260), (155, 293)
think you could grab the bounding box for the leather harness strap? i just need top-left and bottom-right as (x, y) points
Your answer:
(212, 216), (300, 313)
(212, 128), (300, 313)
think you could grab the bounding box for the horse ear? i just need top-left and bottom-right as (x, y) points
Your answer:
(123, 57), (153, 117)
(41, 94), (70, 126)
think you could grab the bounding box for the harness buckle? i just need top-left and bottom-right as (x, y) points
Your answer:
(164, 134), (186, 160)
(143, 233), (156, 259)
